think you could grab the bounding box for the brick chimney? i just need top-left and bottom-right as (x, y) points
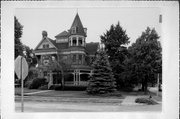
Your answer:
(42, 30), (48, 38)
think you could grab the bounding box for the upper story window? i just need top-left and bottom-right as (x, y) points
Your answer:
(43, 44), (49, 49)
(72, 37), (77, 46)
(79, 54), (82, 64)
(78, 37), (83, 46)
(73, 54), (76, 63)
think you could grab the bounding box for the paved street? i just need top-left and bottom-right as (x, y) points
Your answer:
(15, 100), (161, 112)
(15, 96), (161, 112)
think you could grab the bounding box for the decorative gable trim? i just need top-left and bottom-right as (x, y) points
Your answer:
(34, 37), (57, 50)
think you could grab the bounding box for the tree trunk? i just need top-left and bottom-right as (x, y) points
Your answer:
(141, 80), (145, 91)
(144, 77), (148, 94)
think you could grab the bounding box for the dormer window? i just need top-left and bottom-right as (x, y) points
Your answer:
(72, 27), (76, 34)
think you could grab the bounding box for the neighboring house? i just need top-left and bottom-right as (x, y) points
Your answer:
(34, 13), (99, 88)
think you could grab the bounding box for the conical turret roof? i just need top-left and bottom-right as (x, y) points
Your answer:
(70, 13), (86, 36)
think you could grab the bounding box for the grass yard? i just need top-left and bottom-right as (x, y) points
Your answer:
(15, 87), (124, 99)
(15, 87), (162, 112)
(15, 87), (161, 103)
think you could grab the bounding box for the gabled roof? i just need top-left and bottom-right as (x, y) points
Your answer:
(48, 39), (57, 47)
(86, 42), (99, 55)
(34, 37), (58, 50)
(55, 30), (69, 38)
(70, 13), (86, 36)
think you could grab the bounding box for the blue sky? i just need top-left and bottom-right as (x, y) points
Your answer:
(15, 7), (161, 49)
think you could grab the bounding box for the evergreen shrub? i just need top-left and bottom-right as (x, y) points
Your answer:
(28, 78), (47, 89)
(38, 85), (48, 90)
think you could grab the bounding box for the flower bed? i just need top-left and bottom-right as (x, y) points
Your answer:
(135, 97), (158, 105)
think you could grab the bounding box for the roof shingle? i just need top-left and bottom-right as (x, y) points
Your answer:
(55, 31), (69, 38)
(70, 13), (86, 36)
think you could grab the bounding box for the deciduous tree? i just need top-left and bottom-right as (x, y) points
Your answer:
(128, 27), (162, 93)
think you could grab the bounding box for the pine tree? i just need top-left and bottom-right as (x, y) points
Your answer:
(100, 22), (130, 89)
(86, 51), (116, 94)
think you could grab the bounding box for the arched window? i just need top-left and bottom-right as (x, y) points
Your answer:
(72, 37), (77, 46)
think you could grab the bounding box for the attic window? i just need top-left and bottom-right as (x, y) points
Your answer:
(43, 44), (49, 49)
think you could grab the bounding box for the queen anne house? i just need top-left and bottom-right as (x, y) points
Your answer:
(34, 13), (99, 89)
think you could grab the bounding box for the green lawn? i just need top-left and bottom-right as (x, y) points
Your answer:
(15, 87), (124, 99)
(15, 87), (161, 102)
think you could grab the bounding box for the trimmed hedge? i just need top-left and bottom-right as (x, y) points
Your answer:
(28, 78), (47, 89)
(135, 97), (158, 105)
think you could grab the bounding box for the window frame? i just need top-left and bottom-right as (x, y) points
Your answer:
(72, 27), (76, 34)
(43, 44), (49, 49)
(72, 37), (77, 46)
(79, 54), (82, 64)
(72, 54), (76, 63)
(78, 37), (83, 46)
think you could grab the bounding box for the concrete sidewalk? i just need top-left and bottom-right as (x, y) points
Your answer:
(24, 90), (52, 95)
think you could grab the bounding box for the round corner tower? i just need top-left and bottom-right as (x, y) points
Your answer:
(68, 13), (87, 47)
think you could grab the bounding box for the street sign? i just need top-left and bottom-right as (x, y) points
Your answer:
(15, 55), (29, 112)
(15, 56), (29, 80)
